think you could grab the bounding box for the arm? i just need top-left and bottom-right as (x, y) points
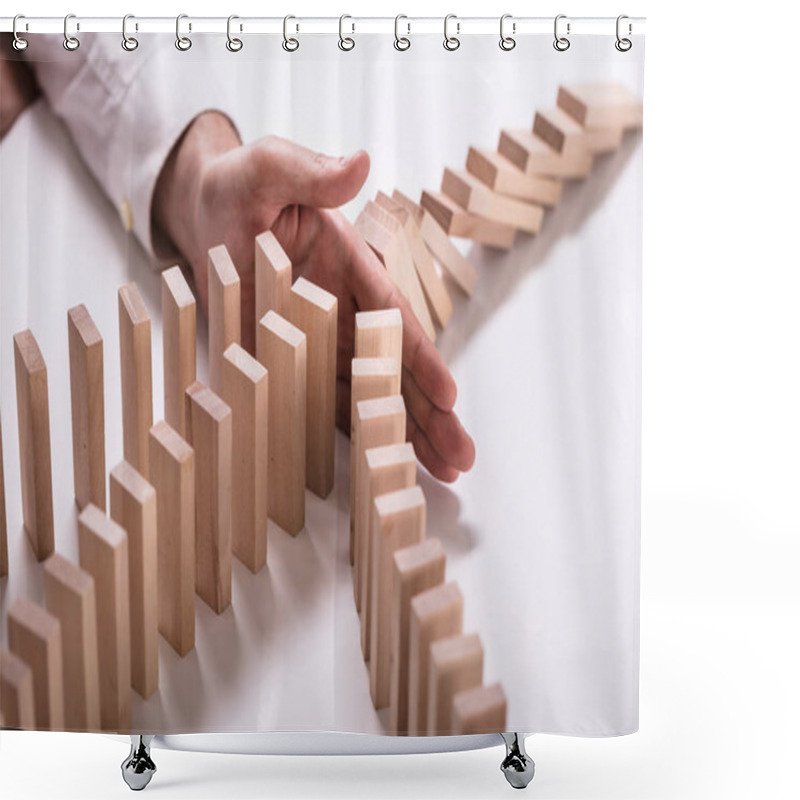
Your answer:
(0, 37), (40, 139)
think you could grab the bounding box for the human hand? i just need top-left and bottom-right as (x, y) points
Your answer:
(0, 40), (40, 140)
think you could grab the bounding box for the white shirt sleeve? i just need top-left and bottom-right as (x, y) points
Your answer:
(25, 33), (239, 265)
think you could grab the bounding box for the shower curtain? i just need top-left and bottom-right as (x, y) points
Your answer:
(0, 24), (643, 738)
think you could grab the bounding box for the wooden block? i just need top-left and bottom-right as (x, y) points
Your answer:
(441, 168), (544, 235)
(1, 414), (7, 578)
(255, 230), (292, 325)
(288, 278), (338, 499)
(7, 597), (64, 731)
(420, 190), (516, 250)
(451, 683), (507, 734)
(466, 147), (562, 206)
(408, 582), (463, 736)
(354, 309), (403, 363)
(68, 304), (106, 511)
(77, 504), (131, 731)
(208, 244), (242, 394)
(13, 329), (54, 560)
(257, 311), (306, 536)
(534, 106), (623, 156)
(0, 649), (35, 729)
(148, 422), (195, 656)
(427, 633), (484, 735)
(118, 284), (153, 480)
(43, 554), (101, 730)
(109, 461), (158, 699)
(390, 539), (446, 735)
(185, 382), (232, 614)
(221, 344), (268, 572)
(162, 266), (197, 438)
(557, 82), (643, 130)
(369, 486), (426, 710)
(497, 129), (593, 179)
(358, 442), (416, 658)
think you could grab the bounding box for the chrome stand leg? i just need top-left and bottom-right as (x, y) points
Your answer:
(121, 735), (157, 791)
(500, 733), (535, 789)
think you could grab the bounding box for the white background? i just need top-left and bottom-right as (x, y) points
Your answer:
(1, 1), (798, 799)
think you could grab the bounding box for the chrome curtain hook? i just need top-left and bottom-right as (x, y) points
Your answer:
(226, 14), (243, 51)
(499, 13), (516, 51)
(63, 13), (80, 51)
(12, 14), (29, 51)
(122, 14), (139, 51)
(176, 14), (192, 50)
(394, 14), (410, 51)
(443, 13), (460, 51)
(615, 14), (632, 51)
(338, 14), (355, 51)
(282, 15), (299, 51)
(553, 14), (570, 51)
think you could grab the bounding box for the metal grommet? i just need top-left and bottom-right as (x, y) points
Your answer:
(176, 14), (192, 51)
(226, 14), (243, 52)
(499, 13), (516, 51)
(12, 14), (29, 51)
(122, 14), (139, 51)
(615, 14), (632, 52)
(282, 15), (299, 52)
(553, 14), (570, 52)
(63, 13), (80, 51)
(338, 14), (355, 51)
(443, 14), (460, 51)
(394, 14), (410, 51)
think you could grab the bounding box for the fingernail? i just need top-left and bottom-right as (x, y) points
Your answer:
(339, 150), (361, 167)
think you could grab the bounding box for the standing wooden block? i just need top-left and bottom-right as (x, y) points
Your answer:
(68, 305), (106, 511)
(355, 308), (403, 363)
(358, 442), (416, 657)
(118, 283), (153, 480)
(408, 582), (464, 736)
(288, 277), (338, 499)
(466, 147), (562, 206)
(427, 633), (484, 735)
(0, 650), (35, 729)
(185, 382), (232, 614)
(43, 554), (101, 730)
(109, 461), (158, 699)
(149, 422), (195, 656)
(420, 190), (516, 250)
(557, 83), (643, 130)
(390, 539), (446, 735)
(221, 344), (268, 572)
(7, 597), (64, 731)
(208, 244), (242, 394)
(451, 683), (507, 734)
(497, 129), (593, 179)
(534, 106), (623, 156)
(369, 486), (426, 710)
(257, 311), (306, 536)
(255, 230), (292, 325)
(13, 329), (54, 560)
(162, 266), (197, 438)
(0, 414), (7, 578)
(77, 504), (131, 731)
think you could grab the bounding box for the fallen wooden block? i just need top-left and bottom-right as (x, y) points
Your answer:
(68, 304), (106, 511)
(149, 422), (195, 657)
(0, 414), (7, 578)
(557, 82), (643, 130)
(534, 106), (623, 156)
(221, 344), (269, 572)
(43, 554), (101, 730)
(466, 147), (562, 206)
(257, 311), (307, 536)
(162, 266), (197, 438)
(451, 682), (507, 735)
(0, 649), (35, 729)
(497, 129), (593, 179)
(208, 244), (242, 393)
(390, 538), (446, 735)
(185, 382), (233, 614)
(427, 633), (484, 735)
(13, 329), (54, 560)
(420, 189), (516, 250)
(369, 485), (426, 710)
(8, 596), (64, 731)
(109, 461), (158, 699)
(118, 283), (153, 480)
(255, 230), (292, 325)
(288, 277), (338, 499)
(77, 504), (131, 731)
(408, 581), (464, 736)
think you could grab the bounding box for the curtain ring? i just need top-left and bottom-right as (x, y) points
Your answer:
(122, 14), (139, 51)
(283, 15), (299, 51)
(63, 13), (80, 51)
(176, 14), (192, 51)
(499, 14), (516, 51)
(338, 14), (355, 51)
(553, 14), (570, 51)
(12, 14), (29, 51)
(615, 14), (632, 52)
(394, 14), (411, 51)
(226, 14), (243, 52)
(443, 14), (460, 51)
